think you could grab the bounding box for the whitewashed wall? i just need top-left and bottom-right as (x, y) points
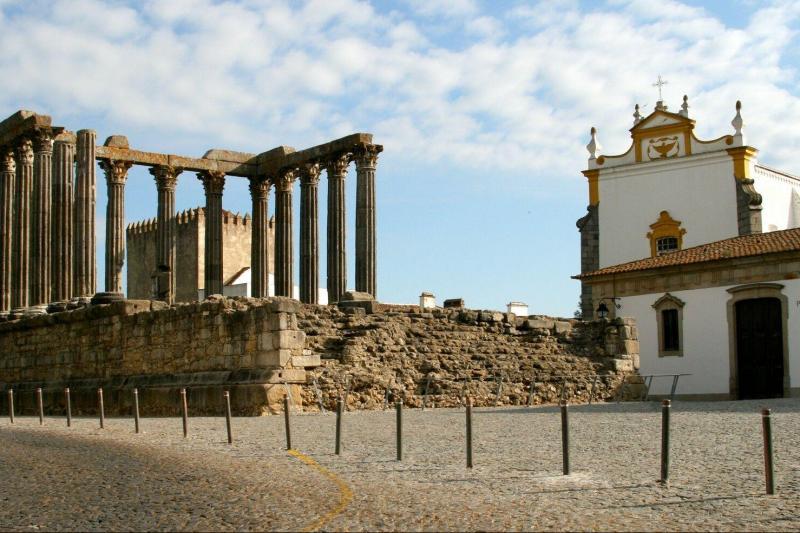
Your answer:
(598, 152), (739, 268)
(754, 165), (800, 231)
(618, 278), (800, 397)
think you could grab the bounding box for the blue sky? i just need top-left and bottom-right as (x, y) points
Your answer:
(1, 0), (799, 316)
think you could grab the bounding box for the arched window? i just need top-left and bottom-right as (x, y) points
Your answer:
(652, 293), (685, 357)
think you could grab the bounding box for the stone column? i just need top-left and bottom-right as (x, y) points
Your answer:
(30, 130), (53, 307)
(355, 144), (381, 298)
(198, 170), (225, 297)
(99, 159), (132, 297)
(0, 148), (16, 312)
(150, 165), (182, 304)
(274, 169), (295, 298)
(326, 154), (349, 304)
(74, 129), (96, 298)
(248, 176), (270, 298)
(12, 139), (33, 310)
(51, 132), (76, 303)
(299, 162), (320, 304)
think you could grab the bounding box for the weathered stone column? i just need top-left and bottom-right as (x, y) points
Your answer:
(74, 129), (96, 298)
(12, 139), (33, 310)
(326, 154), (349, 304)
(248, 176), (270, 298)
(99, 159), (132, 296)
(150, 165), (182, 304)
(0, 148), (16, 312)
(30, 131), (53, 306)
(355, 144), (381, 298)
(299, 162), (320, 304)
(274, 169), (295, 298)
(198, 170), (225, 297)
(51, 132), (76, 303)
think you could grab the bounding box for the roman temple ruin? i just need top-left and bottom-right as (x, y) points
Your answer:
(0, 109), (382, 312)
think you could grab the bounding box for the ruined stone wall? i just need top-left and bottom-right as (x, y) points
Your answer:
(297, 305), (639, 410)
(0, 296), (640, 417)
(0, 297), (307, 415)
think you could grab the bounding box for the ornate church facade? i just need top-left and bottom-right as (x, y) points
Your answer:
(576, 96), (800, 399)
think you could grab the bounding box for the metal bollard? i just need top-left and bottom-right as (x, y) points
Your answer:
(98, 388), (105, 429)
(561, 401), (570, 475)
(396, 400), (403, 461)
(224, 391), (232, 444)
(65, 388), (72, 427)
(762, 409), (776, 495)
(661, 399), (670, 485)
(7, 389), (13, 424)
(37, 388), (43, 425)
(133, 388), (140, 434)
(284, 395), (292, 450)
(466, 397), (473, 468)
(335, 399), (343, 455)
(181, 388), (188, 438)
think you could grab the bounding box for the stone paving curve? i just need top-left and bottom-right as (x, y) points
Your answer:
(0, 398), (799, 531)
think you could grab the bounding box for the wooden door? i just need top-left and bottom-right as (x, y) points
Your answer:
(735, 298), (784, 399)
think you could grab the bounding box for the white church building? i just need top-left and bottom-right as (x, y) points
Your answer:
(575, 96), (800, 400)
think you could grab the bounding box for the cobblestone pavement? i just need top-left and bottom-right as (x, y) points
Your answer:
(1, 398), (799, 531)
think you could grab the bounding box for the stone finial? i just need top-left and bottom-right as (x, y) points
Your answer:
(586, 127), (601, 160)
(732, 100), (745, 143)
(633, 104), (643, 126)
(655, 100), (667, 111)
(679, 94), (689, 118)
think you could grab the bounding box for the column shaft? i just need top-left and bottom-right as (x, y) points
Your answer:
(74, 130), (96, 297)
(150, 166), (181, 303)
(30, 131), (53, 305)
(248, 176), (270, 298)
(274, 170), (295, 298)
(100, 160), (131, 295)
(12, 139), (33, 309)
(198, 171), (225, 297)
(355, 145), (381, 298)
(0, 149), (16, 311)
(52, 133), (76, 302)
(300, 163), (320, 304)
(326, 154), (349, 303)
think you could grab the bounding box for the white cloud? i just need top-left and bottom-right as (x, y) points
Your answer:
(0, 0), (798, 177)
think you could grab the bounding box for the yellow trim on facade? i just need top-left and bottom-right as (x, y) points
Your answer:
(582, 169), (600, 206)
(727, 146), (758, 181)
(646, 210), (686, 257)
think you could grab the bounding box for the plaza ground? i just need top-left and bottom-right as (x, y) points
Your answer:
(1, 399), (799, 531)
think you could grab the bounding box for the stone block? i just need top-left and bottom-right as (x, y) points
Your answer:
(443, 298), (464, 309)
(291, 354), (321, 368)
(339, 291), (373, 301)
(623, 340), (639, 355)
(554, 321), (572, 334)
(525, 318), (554, 330)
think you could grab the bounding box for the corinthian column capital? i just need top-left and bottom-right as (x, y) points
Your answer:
(274, 169), (296, 193)
(16, 139), (33, 165)
(32, 130), (54, 154)
(299, 162), (321, 186)
(326, 153), (350, 178)
(149, 165), (183, 190)
(2, 149), (15, 174)
(100, 159), (133, 185)
(248, 175), (271, 199)
(198, 170), (226, 195)
(354, 144), (382, 169)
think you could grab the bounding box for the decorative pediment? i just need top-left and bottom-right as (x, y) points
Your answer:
(631, 110), (693, 132)
(646, 210), (686, 257)
(652, 292), (685, 309)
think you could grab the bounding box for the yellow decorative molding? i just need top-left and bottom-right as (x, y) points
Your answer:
(582, 169), (600, 206)
(726, 146), (758, 181)
(646, 210), (686, 257)
(631, 111), (695, 163)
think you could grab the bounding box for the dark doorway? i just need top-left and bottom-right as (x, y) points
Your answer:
(735, 297), (784, 399)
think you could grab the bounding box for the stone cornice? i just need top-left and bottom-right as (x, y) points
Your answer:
(585, 249), (800, 298)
